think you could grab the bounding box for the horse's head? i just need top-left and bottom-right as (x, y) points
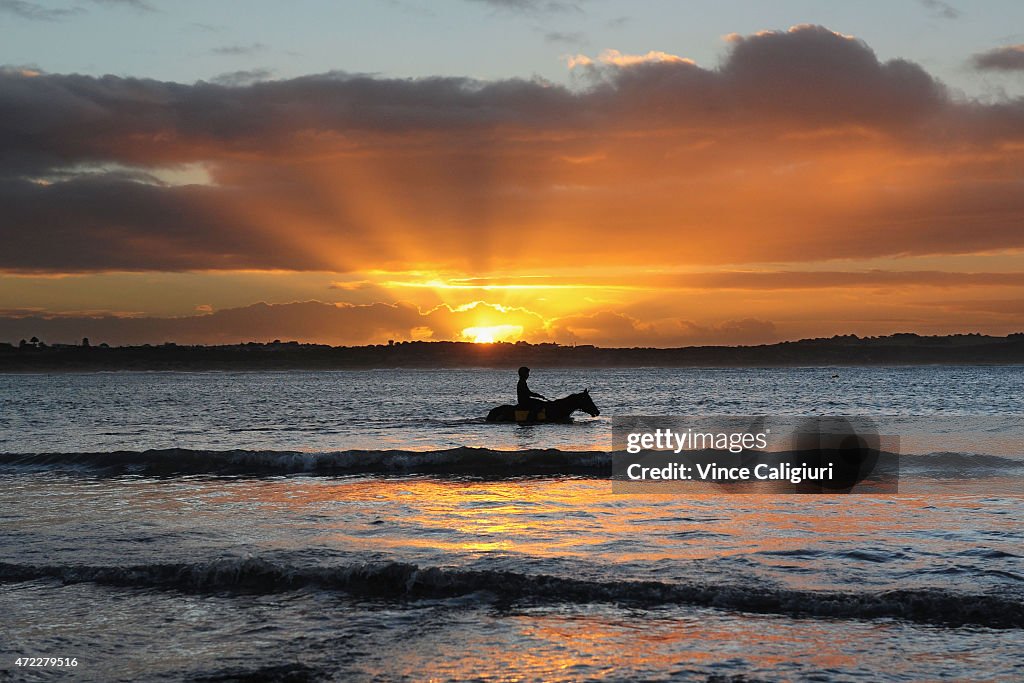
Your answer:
(578, 388), (600, 417)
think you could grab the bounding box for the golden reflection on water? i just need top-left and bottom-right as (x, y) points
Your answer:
(187, 476), (995, 575)
(5, 473), (1021, 681)
(373, 608), (874, 681)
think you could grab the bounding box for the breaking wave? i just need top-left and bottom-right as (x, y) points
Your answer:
(0, 447), (612, 477)
(0, 557), (1020, 629)
(900, 451), (1024, 470)
(1, 447), (1022, 479)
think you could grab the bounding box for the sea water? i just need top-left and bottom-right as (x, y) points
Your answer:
(0, 367), (1022, 681)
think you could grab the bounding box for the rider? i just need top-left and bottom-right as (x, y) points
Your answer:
(516, 366), (547, 420)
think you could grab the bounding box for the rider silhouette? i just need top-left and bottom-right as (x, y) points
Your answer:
(516, 366), (547, 420)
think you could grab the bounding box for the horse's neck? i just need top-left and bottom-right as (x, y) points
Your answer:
(550, 393), (578, 411)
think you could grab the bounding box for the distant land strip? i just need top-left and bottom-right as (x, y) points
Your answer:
(3, 334), (1024, 370)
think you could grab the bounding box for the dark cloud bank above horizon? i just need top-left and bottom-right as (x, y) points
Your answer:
(2, 25), (1024, 274)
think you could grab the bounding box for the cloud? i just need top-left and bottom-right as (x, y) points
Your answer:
(210, 43), (269, 56)
(924, 298), (1024, 316)
(375, 270), (1024, 292)
(188, 21), (222, 32)
(208, 68), (274, 86)
(465, 0), (583, 13)
(89, 0), (155, 11)
(918, 0), (960, 20)
(0, 0), (82, 20)
(544, 31), (586, 45)
(716, 25), (944, 127)
(1, 25), (1024, 275)
(656, 270), (1024, 290)
(329, 280), (376, 291)
(567, 48), (692, 69)
(0, 174), (329, 271)
(971, 44), (1024, 71)
(548, 311), (777, 347)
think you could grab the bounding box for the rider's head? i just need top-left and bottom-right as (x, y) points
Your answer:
(518, 366), (530, 378)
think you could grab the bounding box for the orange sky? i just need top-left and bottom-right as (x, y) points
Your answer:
(3, 25), (1024, 346)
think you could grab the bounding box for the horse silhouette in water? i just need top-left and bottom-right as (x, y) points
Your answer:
(486, 389), (600, 423)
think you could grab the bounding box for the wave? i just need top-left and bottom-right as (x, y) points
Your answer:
(1, 448), (1022, 479)
(0, 447), (613, 477)
(0, 557), (1020, 629)
(900, 452), (1024, 469)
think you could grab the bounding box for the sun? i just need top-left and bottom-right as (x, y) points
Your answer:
(462, 325), (523, 344)
(469, 329), (496, 343)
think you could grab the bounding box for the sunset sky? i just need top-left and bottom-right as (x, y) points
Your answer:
(3, 0), (1024, 346)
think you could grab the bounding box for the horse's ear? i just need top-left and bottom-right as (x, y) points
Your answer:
(584, 388), (590, 394)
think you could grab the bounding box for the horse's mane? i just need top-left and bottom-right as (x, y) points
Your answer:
(550, 390), (584, 403)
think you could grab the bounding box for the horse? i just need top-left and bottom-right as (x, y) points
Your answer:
(486, 389), (600, 423)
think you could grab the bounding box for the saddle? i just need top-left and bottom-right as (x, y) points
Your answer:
(514, 407), (546, 422)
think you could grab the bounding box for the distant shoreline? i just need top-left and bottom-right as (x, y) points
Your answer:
(3, 333), (1024, 371)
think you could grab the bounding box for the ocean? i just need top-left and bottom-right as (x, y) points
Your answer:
(1, 367), (1022, 681)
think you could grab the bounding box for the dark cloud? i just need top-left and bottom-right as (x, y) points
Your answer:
(0, 26), (961, 170)
(717, 25), (945, 128)
(918, 0), (960, 20)
(971, 45), (1024, 71)
(0, 175), (324, 272)
(0, 0), (82, 21)
(208, 69), (274, 86)
(1, 25), (1023, 273)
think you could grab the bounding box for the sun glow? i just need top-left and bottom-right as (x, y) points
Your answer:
(462, 325), (524, 344)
